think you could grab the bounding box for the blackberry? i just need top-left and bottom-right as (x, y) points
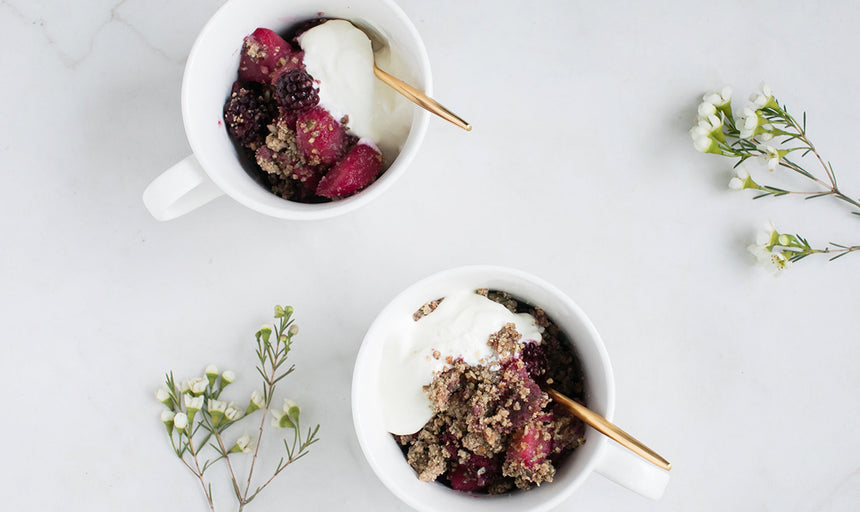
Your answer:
(274, 69), (319, 111)
(521, 342), (548, 382)
(223, 81), (275, 148)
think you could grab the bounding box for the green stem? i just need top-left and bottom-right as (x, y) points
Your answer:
(212, 428), (243, 503)
(183, 432), (216, 512)
(776, 109), (860, 211)
(242, 315), (292, 504)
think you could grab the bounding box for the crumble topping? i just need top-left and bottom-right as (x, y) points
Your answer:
(395, 290), (586, 494)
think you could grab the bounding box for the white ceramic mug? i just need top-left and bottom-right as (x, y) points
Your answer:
(352, 266), (670, 511)
(143, 0), (431, 221)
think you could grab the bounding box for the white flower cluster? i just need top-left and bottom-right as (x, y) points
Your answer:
(740, 83), (778, 140)
(692, 83), (793, 188)
(156, 365), (249, 434)
(692, 83), (781, 158)
(690, 86), (732, 154)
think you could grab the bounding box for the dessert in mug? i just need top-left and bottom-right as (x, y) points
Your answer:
(383, 290), (587, 493)
(223, 19), (412, 202)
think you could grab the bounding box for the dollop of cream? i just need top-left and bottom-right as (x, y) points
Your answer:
(380, 291), (542, 435)
(298, 20), (412, 165)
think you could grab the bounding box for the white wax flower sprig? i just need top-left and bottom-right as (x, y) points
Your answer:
(691, 83), (860, 269)
(156, 305), (320, 512)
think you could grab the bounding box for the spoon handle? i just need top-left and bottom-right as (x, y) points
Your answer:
(372, 65), (472, 131)
(547, 388), (672, 471)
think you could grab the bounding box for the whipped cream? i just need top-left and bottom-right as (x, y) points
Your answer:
(381, 291), (542, 435)
(298, 20), (412, 165)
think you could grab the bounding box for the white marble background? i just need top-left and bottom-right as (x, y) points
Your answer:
(2, 0), (859, 510)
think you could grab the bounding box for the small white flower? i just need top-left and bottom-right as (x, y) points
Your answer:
(184, 393), (204, 411)
(760, 145), (781, 171)
(690, 123), (708, 138)
(697, 101), (717, 118)
(156, 388), (172, 405)
(271, 409), (290, 428)
(173, 412), (189, 431)
(728, 167), (750, 190)
(204, 365), (218, 386)
(748, 244), (790, 273)
(739, 107), (760, 139)
(225, 403), (241, 422)
(702, 86), (732, 107)
(161, 410), (176, 423)
(271, 399), (300, 429)
(288, 324), (299, 336)
(221, 370), (236, 385)
(694, 114), (723, 137)
(209, 399), (227, 413)
(756, 221), (779, 246)
(749, 82), (775, 109)
(692, 132), (716, 153)
(208, 399), (227, 425)
(283, 399), (300, 422)
(185, 377), (207, 395)
(247, 390), (265, 414)
(231, 433), (254, 454)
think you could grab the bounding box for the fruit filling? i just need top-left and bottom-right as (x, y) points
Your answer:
(222, 20), (410, 202)
(387, 290), (587, 494)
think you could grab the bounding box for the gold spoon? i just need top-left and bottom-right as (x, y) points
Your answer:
(349, 21), (472, 131)
(547, 388), (672, 471)
(372, 66), (471, 131)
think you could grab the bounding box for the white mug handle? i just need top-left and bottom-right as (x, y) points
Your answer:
(143, 155), (224, 221)
(595, 440), (671, 499)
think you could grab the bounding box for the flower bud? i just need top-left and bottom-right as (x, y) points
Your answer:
(209, 399), (227, 425)
(173, 412), (188, 432)
(246, 390), (264, 414)
(271, 405), (297, 429)
(229, 433), (254, 454)
(259, 325), (273, 344)
(184, 393), (204, 423)
(205, 365), (219, 387)
(186, 377), (207, 396)
(283, 399), (301, 423)
(225, 403), (241, 423)
(221, 370), (236, 386)
(156, 388), (174, 409)
(161, 410), (176, 434)
(728, 167), (760, 191)
(697, 101), (716, 118)
(749, 82), (778, 110)
(274, 305), (285, 318)
(288, 324), (299, 336)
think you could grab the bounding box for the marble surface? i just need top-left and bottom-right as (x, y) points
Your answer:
(2, 0), (859, 510)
